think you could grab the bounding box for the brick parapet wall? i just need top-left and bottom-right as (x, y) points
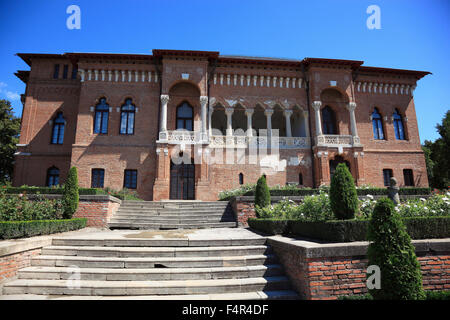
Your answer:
(0, 248), (42, 283)
(267, 236), (450, 300)
(26, 194), (121, 227)
(232, 194), (431, 227)
(73, 195), (121, 227)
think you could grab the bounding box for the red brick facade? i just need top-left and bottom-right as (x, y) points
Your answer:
(0, 248), (41, 282)
(13, 50), (429, 200)
(268, 237), (450, 300)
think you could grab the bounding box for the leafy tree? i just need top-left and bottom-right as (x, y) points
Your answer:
(0, 100), (21, 184)
(422, 110), (450, 189)
(255, 175), (270, 213)
(329, 163), (358, 219)
(62, 167), (79, 219)
(367, 198), (425, 300)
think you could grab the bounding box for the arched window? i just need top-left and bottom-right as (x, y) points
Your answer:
(393, 109), (405, 140)
(239, 173), (244, 185)
(51, 112), (65, 144)
(298, 173), (303, 185)
(322, 106), (337, 134)
(94, 98), (109, 134)
(120, 98), (135, 135)
(372, 108), (384, 140)
(176, 102), (193, 131)
(46, 167), (59, 187)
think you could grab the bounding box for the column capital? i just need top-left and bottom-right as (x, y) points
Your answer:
(264, 108), (274, 116)
(283, 109), (293, 117)
(346, 102), (357, 111)
(200, 96), (208, 105)
(312, 101), (322, 111)
(245, 108), (254, 116)
(160, 94), (170, 104)
(225, 107), (234, 116)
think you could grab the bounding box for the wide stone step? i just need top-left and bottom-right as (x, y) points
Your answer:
(17, 264), (283, 281)
(114, 213), (233, 219)
(31, 254), (277, 268)
(0, 290), (299, 300)
(108, 219), (235, 226)
(41, 245), (271, 257)
(2, 277), (290, 295)
(121, 203), (229, 209)
(109, 216), (234, 222)
(116, 209), (230, 215)
(108, 222), (238, 229)
(51, 237), (266, 247)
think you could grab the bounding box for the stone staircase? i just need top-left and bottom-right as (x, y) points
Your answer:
(0, 230), (298, 300)
(108, 201), (237, 230)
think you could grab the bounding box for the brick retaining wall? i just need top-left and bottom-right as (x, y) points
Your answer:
(267, 236), (450, 300)
(0, 248), (42, 282)
(232, 194), (431, 228)
(73, 195), (121, 227)
(28, 194), (122, 227)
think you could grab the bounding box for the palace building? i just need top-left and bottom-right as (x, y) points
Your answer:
(13, 49), (430, 200)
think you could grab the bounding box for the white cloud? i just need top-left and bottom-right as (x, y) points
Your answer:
(5, 91), (20, 101)
(0, 81), (20, 101)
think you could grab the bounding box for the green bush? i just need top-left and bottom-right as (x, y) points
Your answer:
(3, 186), (106, 195)
(239, 186), (431, 198)
(330, 163), (358, 220)
(255, 198), (301, 219)
(0, 218), (87, 239)
(425, 290), (450, 300)
(289, 220), (369, 242)
(298, 191), (333, 221)
(62, 167), (79, 219)
(367, 198), (426, 300)
(248, 216), (450, 241)
(103, 187), (143, 201)
(248, 218), (290, 235)
(0, 191), (64, 221)
(339, 290), (450, 300)
(254, 175), (270, 213)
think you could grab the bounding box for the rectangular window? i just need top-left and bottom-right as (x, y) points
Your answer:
(62, 65), (68, 79)
(71, 65), (78, 79)
(53, 64), (60, 79)
(403, 169), (414, 187)
(383, 169), (393, 187)
(91, 169), (105, 188)
(124, 170), (137, 189)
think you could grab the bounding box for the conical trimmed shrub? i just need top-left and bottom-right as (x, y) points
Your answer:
(329, 163), (358, 219)
(255, 175), (270, 211)
(62, 167), (79, 219)
(367, 198), (425, 300)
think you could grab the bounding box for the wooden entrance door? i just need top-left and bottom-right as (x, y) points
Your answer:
(170, 162), (195, 200)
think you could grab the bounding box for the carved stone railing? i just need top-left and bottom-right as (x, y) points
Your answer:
(278, 137), (311, 149)
(316, 135), (359, 147)
(159, 131), (311, 149)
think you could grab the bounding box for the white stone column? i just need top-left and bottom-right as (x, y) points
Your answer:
(346, 102), (358, 137)
(265, 109), (274, 136)
(245, 108), (254, 137)
(346, 102), (360, 145)
(159, 94), (169, 140)
(312, 101), (323, 136)
(200, 96), (208, 138)
(284, 109), (293, 137)
(303, 111), (310, 136)
(208, 106), (213, 136)
(225, 107), (234, 136)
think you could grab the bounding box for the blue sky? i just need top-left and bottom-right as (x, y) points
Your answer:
(0, 0), (448, 143)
